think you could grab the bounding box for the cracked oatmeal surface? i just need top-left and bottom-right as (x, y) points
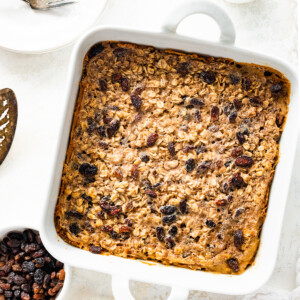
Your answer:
(55, 41), (290, 274)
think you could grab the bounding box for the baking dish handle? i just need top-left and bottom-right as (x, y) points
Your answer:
(162, 0), (236, 45)
(111, 275), (189, 300)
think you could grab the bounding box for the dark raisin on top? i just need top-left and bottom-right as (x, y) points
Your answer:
(185, 158), (195, 172)
(113, 47), (127, 58)
(229, 73), (240, 85)
(168, 225), (178, 237)
(99, 79), (108, 92)
(167, 142), (176, 156)
(130, 94), (142, 111)
(177, 62), (190, 76)
(141, 153), (150, 163)
(227, 258), (239, 272)
(205, 220), (216, 228)
(79, 163), (98, 178)
(88, 43), (104, 59)
(69, 223), (80, 235)
(200, 71), (216, 84)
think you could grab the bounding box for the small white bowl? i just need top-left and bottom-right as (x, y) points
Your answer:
(0, 226), (71, 300)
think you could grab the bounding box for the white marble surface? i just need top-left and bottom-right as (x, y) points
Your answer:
(0, 0), (298, 299)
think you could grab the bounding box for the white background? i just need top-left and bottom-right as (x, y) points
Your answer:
(0, 0), (298, 299)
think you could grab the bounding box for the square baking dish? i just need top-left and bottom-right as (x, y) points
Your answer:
(40, 1), (298, 296)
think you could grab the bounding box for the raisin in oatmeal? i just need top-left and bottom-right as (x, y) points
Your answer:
(55, 41), (290, 274)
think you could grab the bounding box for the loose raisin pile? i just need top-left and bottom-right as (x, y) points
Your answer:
(0, 230), (65, 300)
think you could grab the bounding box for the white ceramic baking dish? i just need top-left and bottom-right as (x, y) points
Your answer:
(40, 1), (298, 298)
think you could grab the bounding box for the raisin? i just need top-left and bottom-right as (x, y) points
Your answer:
(165, 236), (175, 249)
(119, 226), (132, 233)
(66, 210), (83, 219)
(249, 97), (261, 107)
(111, 73), (122, 83)
(0, 283), (10, 290)
(205, 220), (216, 228)
(156, 227), (165, 242)
(100, 199), (111, 211)
(7, 232), (23, 240)
(194, 110), (201, 123)
(227, 258), (239, 272)
(242, 78), (252, 91)
(110, 231), (119, 240)
(97, 126), (106, 137)
(125, 219), (133, 227)
(223, 105), (232, 116)
(228, 111), (237, 123)
(82, 193), (92, 203)
(99, 79), (107, 92)
(167, 142), (176, 156)
(21, 292), (31, 300)
(109, 206), (122, 216)
(179, 200), (187, 214)
(276, 114), (284, 127)
(34, 257), (45, 268)
(88, 43), (104, 59)
(147, 133), (158, 147)
(131, 165), (139, 180)
(196, 145), (206, 154)
(235, 155), (254, 167)
(107, 119), (120, 138)
(235, 208), (245, 218)
(211, 106), (219, 121)
(231, 146), (243, 158)
(177, 62), (190, 76)
(183, 145), (195, 153)
(33, 269), (44, 285)
(197, 160), (211, 175)
(22, 261), (35, 273)
(145, 190), (157, 198)
(230, 173), (246, 189)
(113, 47), (127, 58)
(130, 94), (142, 111)
(200, 71), (216, 84)
(141, 153), (150, 163)
(160, 205), (176, 215)
(236, 132), (246, 144)
(270, 83), (282, 94)
(103, 117), (113, 124)
(121, 77), (129, 92)
(4, 291), (13, 298)
(153, 182), (162, 189)
(190, 98), (204, 107)
(233, 98), (242, 110)
(264, 71), (272, 77)
(79, 163), (98, 177)
(168, 226), (178, 237)
(216, 199), (227, 206)
(69, 223), (80, 235)
(185, 158), (195, 172)
(162, 214), (176, 224)
(102, 225), (113, 232)
(89, 245), (101, 254)
(24, 243), (39, 253)
(234, 230), (244, 250)
(7, 239), (20, 248)
(229, 73), (240, 85)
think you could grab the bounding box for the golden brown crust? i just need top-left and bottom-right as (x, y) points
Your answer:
(54, 41), (290, 274)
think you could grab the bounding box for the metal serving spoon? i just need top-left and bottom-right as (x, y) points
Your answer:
(0, 88), (18, 165)
(22, 0), (77, 10)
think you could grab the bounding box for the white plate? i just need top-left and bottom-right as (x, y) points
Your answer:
(0, 0), (107, 53)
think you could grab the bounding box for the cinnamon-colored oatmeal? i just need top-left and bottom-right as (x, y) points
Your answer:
(55, 41), (290, 274)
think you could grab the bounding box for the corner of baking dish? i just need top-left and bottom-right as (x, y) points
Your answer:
(40, 26), (298, 296)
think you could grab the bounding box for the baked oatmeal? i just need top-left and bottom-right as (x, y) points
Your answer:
(55, 41), (290, 274)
